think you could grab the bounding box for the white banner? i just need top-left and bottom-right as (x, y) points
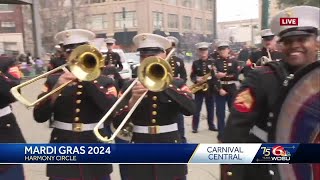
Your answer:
(189, 144), (261, 164)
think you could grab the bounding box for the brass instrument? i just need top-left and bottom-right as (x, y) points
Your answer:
(10, 45), (104, 108)
(254, 48), (272, 67)
(189, 72), (212, 94)
(93, 49), (175, 143)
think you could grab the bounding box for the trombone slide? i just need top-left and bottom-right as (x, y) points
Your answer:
(10, 65), (70, 108)
(94, 48), (176, 143)
(93, 78), (146, 143)
(10, 44), (104, 108)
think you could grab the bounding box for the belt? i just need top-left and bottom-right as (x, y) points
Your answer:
(0, 106), (11, 118)
(250, 125), (268, 142)
(221, 81), (238, 85)
(52, 121), (104, 132)
(133, 123), (178, 134)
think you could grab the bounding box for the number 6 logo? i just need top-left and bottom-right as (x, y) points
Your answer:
(272, 145), (286, 156)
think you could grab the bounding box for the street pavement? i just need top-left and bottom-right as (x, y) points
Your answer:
(12, 61), (222, 180)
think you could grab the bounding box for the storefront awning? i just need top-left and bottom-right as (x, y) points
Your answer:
(153, 30), (167, 37)
(0, 0), (32, 4)
(96, 33), (107, 38)
(114, 31), (137, 46)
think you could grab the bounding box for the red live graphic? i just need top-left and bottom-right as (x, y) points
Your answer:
(280, 18), (298, 26)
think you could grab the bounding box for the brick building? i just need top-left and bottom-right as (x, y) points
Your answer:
(39, 0), (215, 52)
(0, 4), (25, 55)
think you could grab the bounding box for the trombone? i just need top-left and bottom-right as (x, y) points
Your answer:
(10, 45), (105, 108)
(94, 49), (176, 143)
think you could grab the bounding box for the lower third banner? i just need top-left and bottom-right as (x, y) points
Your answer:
(0, 144), (319, 164)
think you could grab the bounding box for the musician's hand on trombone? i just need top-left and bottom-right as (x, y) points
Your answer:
(216, 72), (227, 79)
(56, 72), (77, 87)
(51, 72), (77, 104)
(128, 81), (148, 109)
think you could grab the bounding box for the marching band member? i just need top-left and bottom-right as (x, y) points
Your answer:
(33, 29), (117, 180)
(113, 33), (196, 180)
(190, 42), (218, 133)
(213, 40), (239, 141)
(221, 6), (320, 180)
(166, 36), (188, 143)
(104, 38), (123, 71)
(48, 42), (66, 72)
(0, 55), (25, 180)
(242, 29), (285, 77)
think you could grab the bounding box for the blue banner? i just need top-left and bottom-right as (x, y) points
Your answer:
(0, 144), (319, 164)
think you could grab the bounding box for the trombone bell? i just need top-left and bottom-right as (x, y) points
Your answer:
(93, 49), (176, 143)
(68, 45), (105, 81)
(10, 45), (104, 108)
(138, 56), (173, 92)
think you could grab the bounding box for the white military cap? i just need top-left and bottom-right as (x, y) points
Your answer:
(167, 36), (179, 46)
(217, 40), (231, 48)
(55, 29), (95, 46)
(195, 42), (211, 49)
(105, 38), (116, 44)
(261, 29), (275, 37)
(270, 6), (320, 41)
(133, 33), (171, 51)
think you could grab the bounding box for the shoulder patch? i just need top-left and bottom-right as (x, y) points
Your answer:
(233, 88), (255, 112)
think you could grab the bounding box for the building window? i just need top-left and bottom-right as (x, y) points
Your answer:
(86, 14), (108, 30)
(181, 0), (192, 8)
(182, 16), (192, 30)
(168, 14), (179, 29)
(153, 12), (164, 29)
(194, 18), (203, 31)
(168, 0), (177, 5)
(0, 21), (16, 33)
(195, 0), (202, 10)
(114, 11), (137, 28)
(206, 19), (213, 32)
(0, 4), (13, 12)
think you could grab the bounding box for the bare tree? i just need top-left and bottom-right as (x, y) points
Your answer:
(39, 0), (90, 52)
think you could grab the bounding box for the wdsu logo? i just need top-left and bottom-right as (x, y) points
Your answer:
(261, 145), (291, 162)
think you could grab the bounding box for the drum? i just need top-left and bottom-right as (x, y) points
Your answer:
(272, 61), (320, 180)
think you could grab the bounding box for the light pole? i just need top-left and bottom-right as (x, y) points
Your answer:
(122, 7), (127, 46)
(71, 0), (76, 28)
(32, 0), (41, 57)
(212, 0), (217, 40)
(250, 19), (253, 45)
(261, 0), (269, 30)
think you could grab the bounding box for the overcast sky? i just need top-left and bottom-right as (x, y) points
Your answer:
(217, 0), (259, 22)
